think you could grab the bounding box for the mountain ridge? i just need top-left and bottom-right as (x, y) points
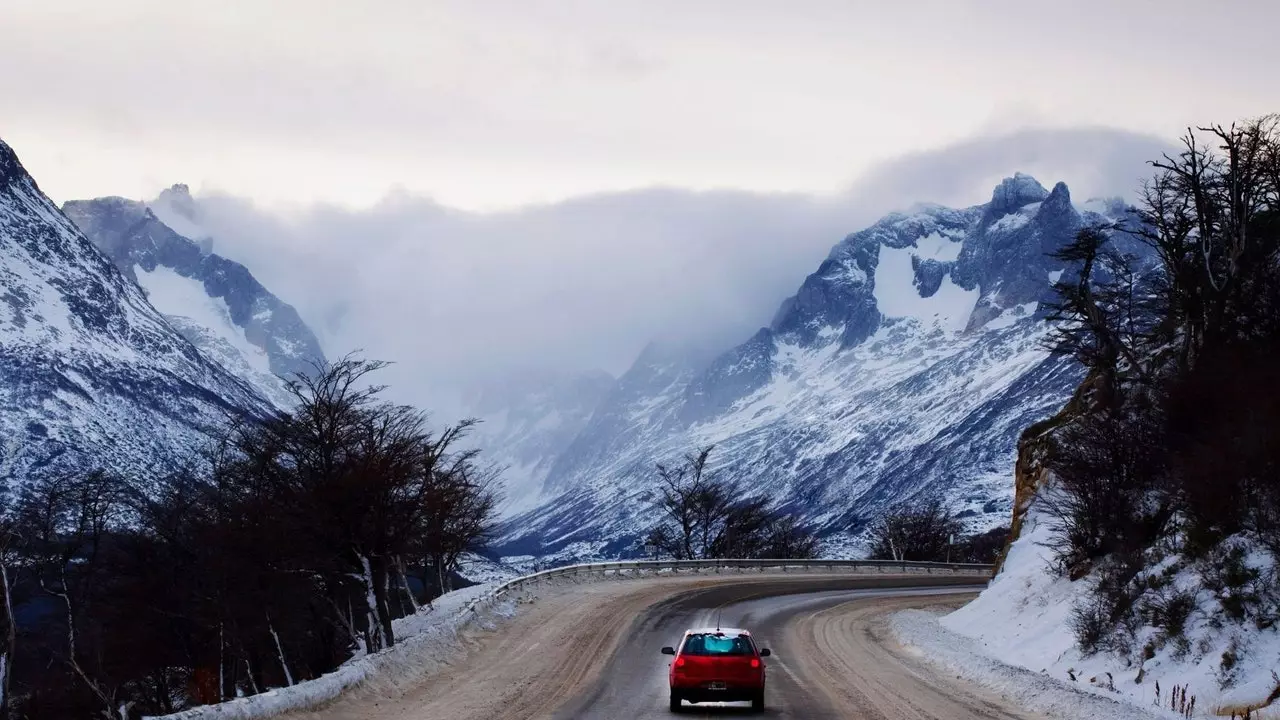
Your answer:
(0, 137), (270, 484)
(63, 189), (326, 407)
(496, 172), (1131, 560)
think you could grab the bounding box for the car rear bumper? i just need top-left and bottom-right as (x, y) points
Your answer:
(671, 685), (763, 703)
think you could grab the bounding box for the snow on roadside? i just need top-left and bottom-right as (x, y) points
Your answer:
(149, 583), (506, 720)
(892, 609), (1172, 720)
(914, 508), (1280, 718)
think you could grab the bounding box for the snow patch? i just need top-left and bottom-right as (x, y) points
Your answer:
(913, 231), (963, 262)
(873, 244), (978, 332)
(985, 301), (1038, 331)
(990, 204), (1038, 233)
(136, 267), (270, 375)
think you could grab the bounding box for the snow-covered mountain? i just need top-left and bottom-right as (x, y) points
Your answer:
(461, 368), (615, 515)
(0, 138), (270, 484)
(500, 173), (1131, 558)
(63, 186), (325, 407)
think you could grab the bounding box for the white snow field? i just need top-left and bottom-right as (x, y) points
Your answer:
(133, 265), (297, 408)
(872, 240), (977, 333)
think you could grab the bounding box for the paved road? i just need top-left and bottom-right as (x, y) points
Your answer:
(550, 577), (1029, 719)
(293, 573), (1039, 720)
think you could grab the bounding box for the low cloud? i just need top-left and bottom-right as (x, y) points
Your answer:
(181, 127), (1173, 415)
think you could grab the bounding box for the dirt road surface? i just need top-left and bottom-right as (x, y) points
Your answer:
(290, 573), (1041, 720)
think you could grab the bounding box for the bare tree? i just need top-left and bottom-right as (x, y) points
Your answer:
(413, 432), (500, 599)
(652, 447), (715, 559)
(16, 472), (133, 719)
(1043, 226), (1156, 404)
(867, 498), (962, 563)
(647, 447), (818, 560)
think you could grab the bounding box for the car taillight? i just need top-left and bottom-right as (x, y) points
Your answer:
(675, 657), (685, 667)
(750, 658), (760, 668)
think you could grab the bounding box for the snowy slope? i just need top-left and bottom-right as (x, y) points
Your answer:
(501, 174), (1130, 559)
(943, 511), (1280, 717)
(461, 368), (615, 516)
(63, 189), (325, 408)
(0, 137), (270, 484)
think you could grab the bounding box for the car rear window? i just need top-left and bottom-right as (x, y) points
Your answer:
(680, 633), (755, 656)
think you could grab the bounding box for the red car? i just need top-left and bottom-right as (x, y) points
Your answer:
(661, 627), (770, 713)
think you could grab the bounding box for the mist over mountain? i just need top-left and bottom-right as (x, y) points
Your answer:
(144, 128), (1170, 422)
(63, 187), (326, 407)
(496, 171), (1136, 558)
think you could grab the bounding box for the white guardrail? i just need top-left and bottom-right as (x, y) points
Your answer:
(462, 557), (995, 614)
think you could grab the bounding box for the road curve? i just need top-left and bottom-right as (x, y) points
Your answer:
(291, 573), (1038, 720)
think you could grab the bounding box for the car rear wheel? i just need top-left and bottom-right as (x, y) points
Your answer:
(751, 690), (765, 712)
(669, 691), (682, 713)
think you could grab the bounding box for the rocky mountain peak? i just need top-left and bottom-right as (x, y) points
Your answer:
(499, 171), (1140, 558)
(62, 193), (326, 407)
(1, 135), (270, 483)
(157, 183), (197, 216)
(0, 139), (20, 186)
(989, 172), (1050, 215)
(1041, 180), (1074, 215)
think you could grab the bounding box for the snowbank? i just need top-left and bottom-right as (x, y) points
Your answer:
(893, 609), (1168, 719)
(932, 511), (1280, 717)
(149, 583), (505, 719)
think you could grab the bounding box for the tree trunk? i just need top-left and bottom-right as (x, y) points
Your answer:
(0, 562), (14, 719)
(397, 557), (421, 613)
(383, 567), (403, 620)
(46, 570), (117, 718)
(218, 623), (225, 702)
(358, 554), (389, 651)
(369, 556), (396, 647)
(243, 655), (260, 695)
(266, 614), (294, 686)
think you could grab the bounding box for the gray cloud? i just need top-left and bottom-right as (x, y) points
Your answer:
(179, 127), (1173, 416)
(4, 0), (1274, 208)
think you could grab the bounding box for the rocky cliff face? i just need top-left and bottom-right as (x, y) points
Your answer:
(0, 138), (270, 484)
(63, 188), (325, 407)
(499, 174), (1130, 560)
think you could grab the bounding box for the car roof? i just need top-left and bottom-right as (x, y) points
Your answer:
(685, 627), (750, 636)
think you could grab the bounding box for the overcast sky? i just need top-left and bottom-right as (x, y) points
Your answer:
(2, 1), (1275, 412)
(3, 0), (1276, 211)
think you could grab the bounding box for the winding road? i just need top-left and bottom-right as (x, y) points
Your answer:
(293, 573), (1041, 720)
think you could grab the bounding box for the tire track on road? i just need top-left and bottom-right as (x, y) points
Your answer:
(787, 593), (1042, 720)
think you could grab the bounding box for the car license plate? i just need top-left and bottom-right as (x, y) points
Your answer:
(708, 681), (726, 690)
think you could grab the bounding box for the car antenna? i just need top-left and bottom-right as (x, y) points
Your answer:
(715, 607), (721, 632)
